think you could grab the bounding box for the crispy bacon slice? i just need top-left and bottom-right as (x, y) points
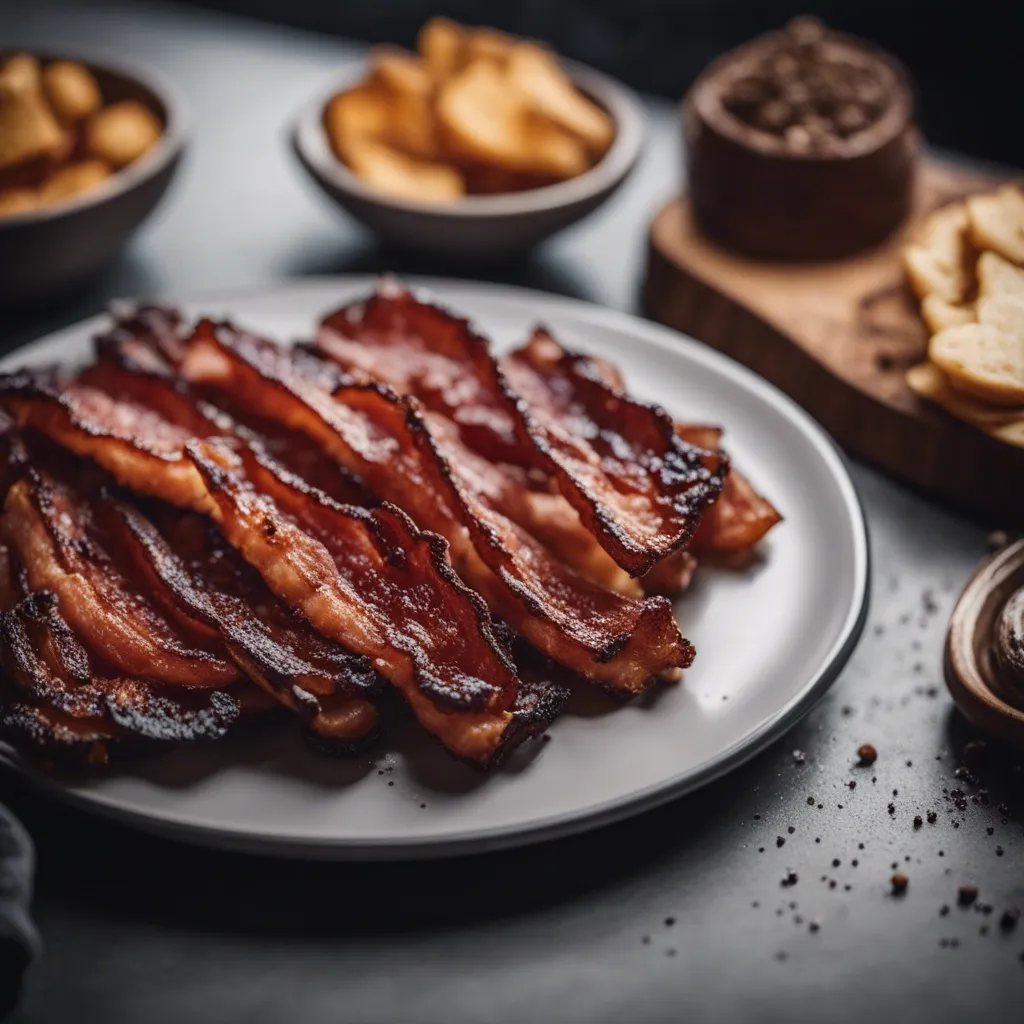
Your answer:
(0, 457), (239, 688)
(675, 425), (783, 552)
(101, 303), (188, 367)
(318, 284), (727, 577)
(0, 369), (214, 511)
(504, 326), (729, 571)
(0, 542), (18, 611)
(112, 500), (383, 751)
(418, 413), (641, 597)
(235, 445), (565, 755)
(526, 351), (782, 555)
(0, 701), (115, 760)
(0, 591), (241, 759)
(180, 322), (691, 693)
(90, 320), (374, 509)
(188, 440), (535, 764)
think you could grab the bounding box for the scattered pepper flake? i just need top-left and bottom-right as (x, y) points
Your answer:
(857, 743), (878, 766)
(958, 884), (979, 907)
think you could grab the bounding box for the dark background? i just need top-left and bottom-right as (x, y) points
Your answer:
(185, 0), (1024, 168)
(1, 2), (1023, 1021)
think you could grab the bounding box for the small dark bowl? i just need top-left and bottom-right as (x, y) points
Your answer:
(290, 60), (644, 261)
(0, 50), (187, 308)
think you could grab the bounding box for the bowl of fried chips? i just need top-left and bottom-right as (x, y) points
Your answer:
(291, 18), (644, 259)
(0, 50), (185, 307)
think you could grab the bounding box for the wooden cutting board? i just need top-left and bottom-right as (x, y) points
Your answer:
(643, 160), (1024, 523)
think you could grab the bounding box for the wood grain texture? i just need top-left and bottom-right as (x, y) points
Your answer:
(644, 160), (1024, 523)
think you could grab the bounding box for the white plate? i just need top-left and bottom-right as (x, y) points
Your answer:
(0, 278), (869, 859)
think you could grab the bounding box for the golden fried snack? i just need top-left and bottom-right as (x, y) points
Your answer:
(370, 46), (433, 98)
(463, 27), (515, 66)
(3, 54), (40, 83)
(0, 53), (67, 170)
(967, 185), (1024, 265)
(906, 361), (1024, 447)
(343, 137), (464, 202)
(979, 293), (1024, 327)
(328, 19), (616, 199)
(506, 43), (614, 156)
(39, 159), (111, 204)
(85, 100), (161, 168)
(977, 250), (1024, 301)
(928, 320), (1024, 407)
(921, 294), (975, 334)
(902, 202), (972, 303)
(0, 188), (39, 215)
(324, 85), (391, 159)
(42, 60), (102, 123)
(437, 59), (588, 179)
(418, 17), (465, 81)
(368, 48), (438, 160)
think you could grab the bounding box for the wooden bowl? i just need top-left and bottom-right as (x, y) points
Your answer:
(289, 60), (643, 261)
(683, 29), (919, 261)
(0, 50), (187, 308)
(945, 540), (1024, 750)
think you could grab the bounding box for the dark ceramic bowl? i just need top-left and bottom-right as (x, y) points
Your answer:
(290, 60), (644, 260)
(0, 50), (186, 308)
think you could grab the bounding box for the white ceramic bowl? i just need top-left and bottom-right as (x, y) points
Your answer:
(290, 60), (644, 260)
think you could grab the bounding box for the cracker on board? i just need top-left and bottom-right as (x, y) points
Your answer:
(928, 320), (1024, 407)
(901, 202), (973, 304)
(966, 184), (1024, 265)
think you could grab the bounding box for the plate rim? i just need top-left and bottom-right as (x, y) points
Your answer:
(0, 276), (871, 859)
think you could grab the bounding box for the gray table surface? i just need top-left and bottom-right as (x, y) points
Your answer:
(1, 2), (1022, 1022)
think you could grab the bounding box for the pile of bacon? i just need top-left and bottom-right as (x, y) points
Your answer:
(0, 281), (780, 769)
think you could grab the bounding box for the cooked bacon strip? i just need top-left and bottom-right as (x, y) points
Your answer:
(187, 440), (533, 765)
(0, 457), (239, 687)
(225, 445), (564, 754)
(318, 284), (726, 577)
(112, 500), (383, 751)
(416, 412), (640, 597)
(1, 698), (116, 762)
(181, 322), (691, 692)
(504, 327), (728, 571)
(90, 320), (373, 509)
(0, 369), (214, 511)
(0, 590), (102, 720)
(527, 350), (781, 554)
(0, 591), (241, 759)
(0, 542), (18, 611)
(519, 341), (782, 554)
(674, 425), (782, 552)
(101, 303), (188, 367)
